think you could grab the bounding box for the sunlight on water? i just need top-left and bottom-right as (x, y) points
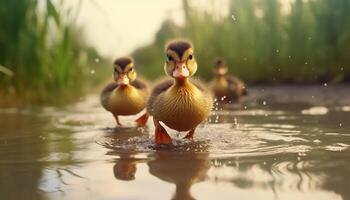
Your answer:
(302, 106), (329, 115)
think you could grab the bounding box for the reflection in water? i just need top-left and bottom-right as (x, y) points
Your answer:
(205, 156), (350, 200)
(106, 128), (211, 199)
(113, 156), (138, 181)
(107, 127), (147, 181)
(148, 152), (210, 200)
(0, 110), (48, 200)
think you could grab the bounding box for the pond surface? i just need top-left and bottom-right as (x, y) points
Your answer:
(1, 85), (350, 200)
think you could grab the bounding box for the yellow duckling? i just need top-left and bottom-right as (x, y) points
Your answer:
(211, 58), (248, 102)
(101, 57), (149, 127)
(147, 40), (213, 144)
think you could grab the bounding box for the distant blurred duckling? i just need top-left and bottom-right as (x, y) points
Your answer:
(101, 57), (149, 127)
(211, 58), (247, 102)
(147, 39), (213, 145)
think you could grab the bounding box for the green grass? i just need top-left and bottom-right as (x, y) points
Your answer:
(0, 0), (108, 106)
(133, 0), (350, 84)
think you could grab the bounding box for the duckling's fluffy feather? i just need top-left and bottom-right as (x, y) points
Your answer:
(101, 79), (148, 115)
(147, 78), (213, 131)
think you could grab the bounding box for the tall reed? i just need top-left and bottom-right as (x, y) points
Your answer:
(0, 0), (107, 106)
(133, 0), (350, 84)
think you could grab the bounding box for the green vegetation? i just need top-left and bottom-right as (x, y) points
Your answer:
(133, 0), (350, 84)
(0, 0), (108, 106)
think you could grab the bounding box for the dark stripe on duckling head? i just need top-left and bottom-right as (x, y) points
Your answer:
(214, 58), (227, 68)
(166, 40), (192, 59)
(114, 57), (133, 70)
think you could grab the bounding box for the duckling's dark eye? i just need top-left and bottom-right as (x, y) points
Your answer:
(167, 55), (173, 61)
(189, 54), (193, 60)
(114, 68), (117, 72)
(129, 68), (134, 72)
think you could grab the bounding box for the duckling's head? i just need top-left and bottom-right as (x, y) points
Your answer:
(213, 58), (228, 76)
(164, 39), (197, 81)
(113, 57), (137, 86)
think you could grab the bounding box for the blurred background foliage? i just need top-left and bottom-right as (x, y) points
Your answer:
(0, 0), (109, 106)
(133, 0), (350, 84)
(1, 0), (350, 106)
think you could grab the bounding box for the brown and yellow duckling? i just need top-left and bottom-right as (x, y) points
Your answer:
(211, 58), (248, 102)
(101, 57), (149, 127)
(147, 40), (213, 145)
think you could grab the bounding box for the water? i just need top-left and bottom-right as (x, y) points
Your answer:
(1, 85), (350, 200)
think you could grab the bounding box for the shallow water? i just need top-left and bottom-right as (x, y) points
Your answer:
(1, 85), (350, 200)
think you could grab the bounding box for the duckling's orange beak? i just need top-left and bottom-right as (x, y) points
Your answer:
(117, 73), (129, 85)
(173, 62), (189, 79)
(216, 67), (227, 75)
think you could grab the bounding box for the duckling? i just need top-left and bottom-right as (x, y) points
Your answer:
(147, 40), (213, 145)
(211, 58), (248, 102)
(101, 57), (149, 127)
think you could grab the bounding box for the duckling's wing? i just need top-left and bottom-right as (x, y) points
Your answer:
(100, 82), (119, 109)
(147, 79), (174, 115)
(102, 82), (119, 93)
(131, 79), (148, 91)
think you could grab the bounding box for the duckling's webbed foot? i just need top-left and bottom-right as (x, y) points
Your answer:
(135, 112), (149, 127)
(113, 114), (122, 127)
(184, 128), (196, 140)
(154, 119), (172, 145)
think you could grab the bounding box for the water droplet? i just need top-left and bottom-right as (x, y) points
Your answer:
(313, 139), (321, 143)
(339, 123), (342, 127)
(90, 69), (95, 74)
(244, 106), (247, 110)
(323, 83), (328, 87)
(305, 62), (308, 65)
(340, 67), (344, 71)
(276, 49), (279, 53)
(95, 58), (100, 63)
(263, 101), (267, 105)
(231, 14), (236, 21)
